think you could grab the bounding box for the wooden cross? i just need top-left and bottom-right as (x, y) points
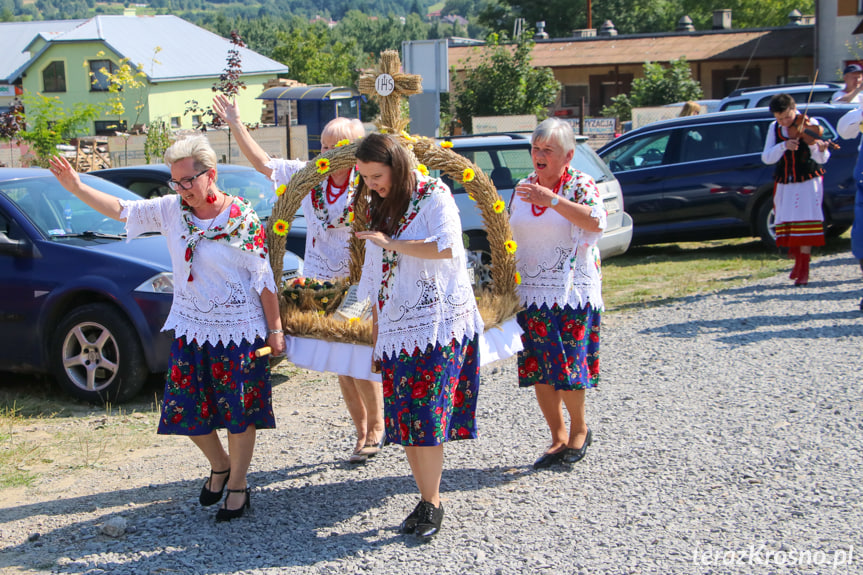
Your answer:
(358, 50), (423, 133)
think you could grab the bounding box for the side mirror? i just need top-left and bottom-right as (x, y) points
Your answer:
(0, 231), (34, 258)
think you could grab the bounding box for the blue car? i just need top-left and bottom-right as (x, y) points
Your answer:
(597, 103), (859, 247)
(0, 168), (177, 403)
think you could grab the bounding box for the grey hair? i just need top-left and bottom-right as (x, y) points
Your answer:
(531, 118), (576, 155)
(164, 134), (218, 174)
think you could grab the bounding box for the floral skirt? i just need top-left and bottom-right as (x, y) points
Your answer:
(516, 303), (601, 391)
(381, 335), (479, 446)
(158, 336), (276, 436)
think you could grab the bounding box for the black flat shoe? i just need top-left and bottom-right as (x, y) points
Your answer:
(563, 428), (593, 464)
(533, 448), (567, 469)
(414, 500), (444, 540)
(399, 500), (424, 534)
(199, 468), (230, 506)
(215, 487), (250, 522)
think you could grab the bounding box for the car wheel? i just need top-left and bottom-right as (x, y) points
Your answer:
(51, 303), (148, 404)
(825, 223), (850, 238)
(756, 200), (777, 248)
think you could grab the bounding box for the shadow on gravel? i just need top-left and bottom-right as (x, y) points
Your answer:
(644, 307), (863, 346)
(0, 460), (524, 572)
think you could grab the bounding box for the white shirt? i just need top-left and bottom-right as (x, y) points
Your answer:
(832, 89), (863, 105)
(298, 169), (358, 281)
(838, 107), (863, 141)
(357, 174), (484, 360)
(121, 195), (276, 346)
(510, 168), (606, 311)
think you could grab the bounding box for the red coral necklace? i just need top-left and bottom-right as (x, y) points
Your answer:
(532, 170), (570, 216)
(326, 176), (349, 204)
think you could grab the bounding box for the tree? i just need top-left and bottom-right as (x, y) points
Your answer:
(600, 58), (703, 121)
(271, 18), (362, 87)
(16, 93), (102, 167)
(450, 32), (560, 133)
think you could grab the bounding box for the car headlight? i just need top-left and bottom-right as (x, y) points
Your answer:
(135, 272), (174, 294)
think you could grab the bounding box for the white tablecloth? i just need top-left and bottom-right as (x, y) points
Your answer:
(284, 317), (524, 381)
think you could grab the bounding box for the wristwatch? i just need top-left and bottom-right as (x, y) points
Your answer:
(550, 195), (560, 207)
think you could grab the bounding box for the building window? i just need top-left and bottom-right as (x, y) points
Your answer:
(192, 114), (202, 126)
(94, 120), (127, 135)
(563, 85), (589, 108)
(170, 116), (181, 128)
(42, 61), (66, 93)
(89, 60), (116, 92)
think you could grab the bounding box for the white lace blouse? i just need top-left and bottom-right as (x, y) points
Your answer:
(357, 174), (484, 360)
(510, 167), (606, 311)
(120, 195), (277, 346)
(298, 170), (357, 281)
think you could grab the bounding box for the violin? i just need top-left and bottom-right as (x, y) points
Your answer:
(787, 114), (840, 150)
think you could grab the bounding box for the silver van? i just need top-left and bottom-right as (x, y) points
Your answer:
(718, 82), (842, 111)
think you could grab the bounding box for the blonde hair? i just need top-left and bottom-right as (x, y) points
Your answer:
(322, 117), (365, 143)
(164, 134), (218, 174)
(679, 101), (702, 117)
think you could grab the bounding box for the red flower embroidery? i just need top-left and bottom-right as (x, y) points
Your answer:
(170, 365), (181, 383)
(590, 331), (600, 343)
(212, 362), (225, 379)
(229, 204), (241, 218)
(382, 379), (394, 398)
(453, 389), (465, 407)
(534, 323), (548, 337)
(574, 324), (586, 341)
(412, 381), (429, 399)
(525, 357), (539, 373)
(457, 426), (471, 438)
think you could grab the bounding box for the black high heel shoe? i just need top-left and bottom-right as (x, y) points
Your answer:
(216, 487), (250, 522)
(199, 468), (230, 506)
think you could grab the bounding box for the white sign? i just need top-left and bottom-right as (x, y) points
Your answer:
(472, 115), (537, 134)
(0, 85), (13, 97)
(375, 74), (395, 97)
(583, 118), (617, 135)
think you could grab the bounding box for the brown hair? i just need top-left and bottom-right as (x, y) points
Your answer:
(355, 133), (416, 236)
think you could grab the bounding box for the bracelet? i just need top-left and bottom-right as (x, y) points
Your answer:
(267, 329), (282, 335)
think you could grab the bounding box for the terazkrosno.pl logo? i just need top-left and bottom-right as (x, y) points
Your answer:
(692, 543), (854, 571)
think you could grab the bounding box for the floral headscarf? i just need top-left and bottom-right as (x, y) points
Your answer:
(180, 196), (268, 282)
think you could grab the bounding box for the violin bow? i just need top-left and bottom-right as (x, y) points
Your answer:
(801, 69), (818, 119)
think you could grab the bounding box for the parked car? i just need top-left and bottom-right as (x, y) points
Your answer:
(0, 168), (175, 403)
(718, 82), (842, 112)
(431, 133), (633, 283)
(596, 103), (859, 247)
(91, 164), (308, 263)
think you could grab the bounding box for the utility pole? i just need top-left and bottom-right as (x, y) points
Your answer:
(587, 0), (592, 30)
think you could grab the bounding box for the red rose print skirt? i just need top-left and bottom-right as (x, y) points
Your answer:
(158, 336), (276, 436)
(381, 335), (479, 446)
(516, 303), (601, 391)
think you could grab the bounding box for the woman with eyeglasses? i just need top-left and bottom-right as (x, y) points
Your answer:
(48, 134), (285, 523)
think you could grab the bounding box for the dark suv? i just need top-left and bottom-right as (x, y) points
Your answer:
(597, 103), (858, 247)
(433, 134), (633, 281)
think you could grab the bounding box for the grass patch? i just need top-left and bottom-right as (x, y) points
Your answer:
(603, 233), (851, 312)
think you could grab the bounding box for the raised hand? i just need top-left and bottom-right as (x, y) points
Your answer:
(212, 94), (241, 126)
(48, 155), (82, 191)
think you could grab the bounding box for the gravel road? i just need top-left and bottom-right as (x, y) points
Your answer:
(1, 251), (862, 575)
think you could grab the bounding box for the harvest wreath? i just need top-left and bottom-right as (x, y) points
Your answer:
(266, 134), (521, 346)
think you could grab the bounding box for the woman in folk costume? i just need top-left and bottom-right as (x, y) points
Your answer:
(510, 118), (605, 470)
(354, 133), (484, 540)
(762, 93), (831, 286)
(50, 135), (285, 522)
(212, 97), (386, 465)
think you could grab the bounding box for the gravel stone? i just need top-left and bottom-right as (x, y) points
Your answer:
(1, 252), (862, 574)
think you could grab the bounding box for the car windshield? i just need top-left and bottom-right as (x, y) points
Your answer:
(0, 174), (140, 238)
(572, 142), (614, 183)
(217, 169), (279, 219)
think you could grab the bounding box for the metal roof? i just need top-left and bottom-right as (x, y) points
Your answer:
(2, 15), (289, 83)
(257, 85), (360, 101)
(0, 19), (85, 82)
